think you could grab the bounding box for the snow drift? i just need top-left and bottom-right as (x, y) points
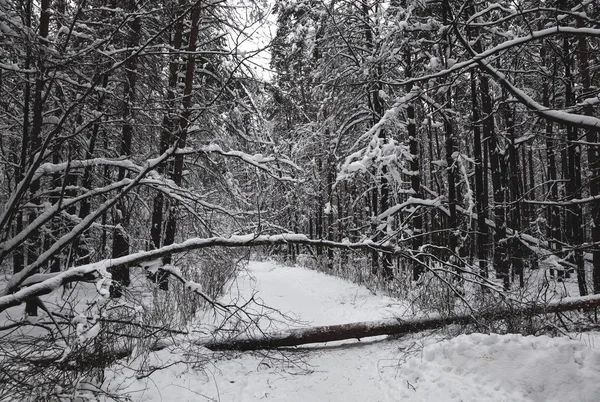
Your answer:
(398, 333), (600, 402)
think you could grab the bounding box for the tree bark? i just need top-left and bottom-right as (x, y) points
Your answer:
(23, 0), (51, 315)
(541, 42), (561, 278)
(325, 129), (335, 271)
(363, 0), (391, 278)
(76, 74), (109, 265)
(445, 134), (459, 262)
(13, 0), (33, 277)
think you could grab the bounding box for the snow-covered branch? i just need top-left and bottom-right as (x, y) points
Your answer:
(1, 146), (178, 295)
(0, 233), (402, 314)
(453, 26), (600, 130)
(523, 194), (600, 207)
(193, 144), (301, 181)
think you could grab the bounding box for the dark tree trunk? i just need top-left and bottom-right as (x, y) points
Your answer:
(472, 28), (508, 288)
(150, 0), (185, 287)
(406, 52), (423, 281)
(13, 0), (33, 277)
(161, 4), (202, 289)
(577, 21), (600, 294)
(542, 42), (562, 278)
(23, 0), (51, 316)
(471, 70), (488, 279)
(504, 93), (524, 287)
(480, 71), (508, 289)
(563, 36), (587, 295)
(110, 0), (141, 297)
(445, 131), (459, 266)
(370, 184), (379, 275)
(442, 0), (459, 269)
(77, 74), (109, 265)
(326, 129), (335, 271)
(362, 0), (391, 278)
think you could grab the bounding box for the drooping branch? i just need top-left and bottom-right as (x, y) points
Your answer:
(452, 25), (600, 130)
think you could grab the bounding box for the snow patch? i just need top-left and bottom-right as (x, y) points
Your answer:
(398, 333), (600, 402)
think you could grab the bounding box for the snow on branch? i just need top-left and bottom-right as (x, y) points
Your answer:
(419, 185), (592, 267)
(523, 194), (600, 207)
(378, 197), (444, 221)
(466, 5), (600, 28)
(177, 144), (300, 182)
(0, 178), (135, 258)
(32, 157), (144, 182)
(394, 26), (600, 120)
(1, 146), (178, 295)
(141, 177), (249, 219)
(453, 26), (600, 130)
(0, 63), (36, 73)
(0, 2), (214, 239)
(0, 234), (401, 314)
(338, 93), (421, 184)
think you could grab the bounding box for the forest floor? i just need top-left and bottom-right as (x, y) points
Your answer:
(104, 260), (600, 402)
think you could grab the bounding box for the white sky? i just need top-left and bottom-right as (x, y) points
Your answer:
(230, 0), (277, 80)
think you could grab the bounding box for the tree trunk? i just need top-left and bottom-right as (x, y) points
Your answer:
(406, 51), (423, 281)
(442, 0), (460, 271)
(445, 133), (459, 263)
(563, 36), (586, 295)
(77, 74), (109, 265)
(150, 0), (184, 287)
(110, 0), (141, 297)
(205, 294), (600, 351)
(325, 129), (335, 271)
(362, 0), (391, 278)
(576, 19), (600, 293)
(478, 59), (509, 289)
(471, 70), (488, 279)
(13, 0), (33, 277)
(542, 42), (561, 279)
(23, 0), (51, 315)
(161, 4), (202, 289)
(504, 91), (524, 287)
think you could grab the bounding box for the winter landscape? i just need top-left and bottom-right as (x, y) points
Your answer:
(1, 0), (600, 401)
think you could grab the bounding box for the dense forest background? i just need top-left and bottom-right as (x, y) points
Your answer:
(0, 0), (599, 399)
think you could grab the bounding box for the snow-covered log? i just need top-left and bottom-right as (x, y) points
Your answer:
(204, 294), (600, 351)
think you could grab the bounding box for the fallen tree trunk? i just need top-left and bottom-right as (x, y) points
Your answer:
(205, 294), (600, 351)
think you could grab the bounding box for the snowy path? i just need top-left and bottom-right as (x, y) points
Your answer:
(109, 260), (600, 402)
(203, 261), (412, 402)
(230, 260), (410, 326)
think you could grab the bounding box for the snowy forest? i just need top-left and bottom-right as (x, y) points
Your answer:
(1, 0), (600, 400)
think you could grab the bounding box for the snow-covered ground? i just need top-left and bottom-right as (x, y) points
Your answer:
(106, 260), (600, 402)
